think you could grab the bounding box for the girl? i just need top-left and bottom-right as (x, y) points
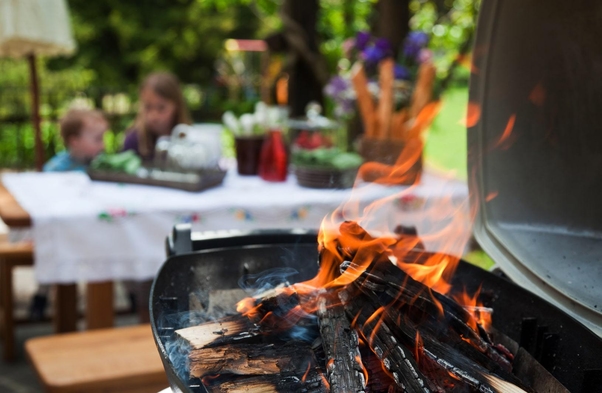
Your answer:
(123, 72), (192, 160)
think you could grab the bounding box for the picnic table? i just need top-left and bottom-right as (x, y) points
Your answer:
(0, 167), (470, 332)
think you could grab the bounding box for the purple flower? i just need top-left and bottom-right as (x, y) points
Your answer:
(403, 31), (429, 60)
(362, 45), (387, 65)
(355, 31), (371, 51)
(374, 38), (392, 54)
(394, 64), (410, 80)
(324, 76), (349, 98)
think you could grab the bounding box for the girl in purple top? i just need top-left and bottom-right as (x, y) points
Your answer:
(123, 72), (192, 161)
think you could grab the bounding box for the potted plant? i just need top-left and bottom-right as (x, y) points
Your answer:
(223, 103), (287, 176)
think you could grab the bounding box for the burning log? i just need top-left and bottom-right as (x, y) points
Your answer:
(342, 260), (514, 372)
(188, 341), (317, 378)
(316, 294), (366, 392)
(340, 288), (434, 393)
(174, 222), (566, 392)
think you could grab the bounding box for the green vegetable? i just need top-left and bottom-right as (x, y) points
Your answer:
(292, 148), (363, 170)
(91, 151), (142, 174)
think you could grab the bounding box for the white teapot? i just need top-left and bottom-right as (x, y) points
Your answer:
(166, 124), (222, 171)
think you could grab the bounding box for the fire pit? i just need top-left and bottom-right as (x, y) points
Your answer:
(150, 227), (602, 393)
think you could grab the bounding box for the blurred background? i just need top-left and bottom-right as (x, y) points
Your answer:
(0, 0), (478, 178)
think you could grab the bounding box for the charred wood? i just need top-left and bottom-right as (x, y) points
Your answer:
(188, 341), (317, 379)
(352, 281), (531, 393)
(342, 260), (514, 372)
(316, 294), (366, 392)
(204, 369), (328, 393)
(340, 287), (433, 393)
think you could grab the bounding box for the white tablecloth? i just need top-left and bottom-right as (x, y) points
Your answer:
(2, 169), (470, 284)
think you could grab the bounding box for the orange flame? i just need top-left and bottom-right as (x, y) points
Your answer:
(301, 362), (312, 383)
(461, 102), (481, 127)
(453, 286), (493, 332)
(355, 354), (369, 386)
(414, 331), (424, 363)
(495, 114), (516, 150)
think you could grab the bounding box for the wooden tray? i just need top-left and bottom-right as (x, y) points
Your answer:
(87, 167), (227, 192)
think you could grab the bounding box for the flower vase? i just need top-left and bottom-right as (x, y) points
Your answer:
(258, 130), (288, 182)
(235, 136), (265, 175)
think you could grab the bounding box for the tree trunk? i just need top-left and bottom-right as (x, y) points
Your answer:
(374, 0), (410, 58)
(281, 0), (325, 117)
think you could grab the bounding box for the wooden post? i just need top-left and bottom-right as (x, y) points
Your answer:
(86, 281), (114, 330)
(54, 284), (78, 333)
(281, 0), (325, 117)
(374, 0), (410, 57)
(27, 54), (44, 172)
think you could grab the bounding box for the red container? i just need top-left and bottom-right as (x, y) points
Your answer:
(258, 130), (288, 182)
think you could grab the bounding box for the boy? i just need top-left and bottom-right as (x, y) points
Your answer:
(44, 108), (108, 172)
(30, 109), (108, 320)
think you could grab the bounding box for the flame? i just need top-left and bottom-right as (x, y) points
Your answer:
(495, 114), (516, 150)
(461, 102), (481, 127)
(301, 362), (312, 383)
(355, 354), (369, 386)
(414, 331), (424, 363)
(367, 307), (386, 347)
(453, 286), (493, 332)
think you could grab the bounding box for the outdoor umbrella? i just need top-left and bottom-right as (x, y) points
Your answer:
(0, 0), (76, 170)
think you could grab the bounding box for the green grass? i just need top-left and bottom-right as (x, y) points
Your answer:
(424, 86), (469, 180)
(421, 86), (497, 270)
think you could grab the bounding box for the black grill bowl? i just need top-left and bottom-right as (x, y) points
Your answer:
(150, 229), (602, 393)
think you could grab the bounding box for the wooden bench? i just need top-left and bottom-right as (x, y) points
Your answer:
(0, 241), (34, 361)
(26, 324), (169, 393)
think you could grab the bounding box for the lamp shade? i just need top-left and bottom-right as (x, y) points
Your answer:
(0, 0), (76, 58)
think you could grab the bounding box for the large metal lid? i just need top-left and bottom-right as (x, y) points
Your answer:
(468, 0), (602, 335)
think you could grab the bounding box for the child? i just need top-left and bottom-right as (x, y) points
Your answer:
(30, 109), (108, 320)
(44, 109), (109, 172)
(123, 72), (192, 161)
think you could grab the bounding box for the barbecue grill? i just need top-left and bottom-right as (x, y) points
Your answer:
(150, 228), (602, 393)
(150, 0), (602, 391)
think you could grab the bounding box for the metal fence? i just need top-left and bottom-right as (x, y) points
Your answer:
(0, 86), (138, 169)
(0, 84), (236, 169)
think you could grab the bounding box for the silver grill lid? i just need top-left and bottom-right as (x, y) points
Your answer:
(468, 0), (602, 335)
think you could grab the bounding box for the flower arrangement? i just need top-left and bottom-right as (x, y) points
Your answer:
(222, 102), (287, 137)
(324, 31), (432, 120)
(325, 30), (440, 186)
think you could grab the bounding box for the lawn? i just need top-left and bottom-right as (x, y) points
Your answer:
(424, 86), (468, 180)
(422, 85), (495, 270)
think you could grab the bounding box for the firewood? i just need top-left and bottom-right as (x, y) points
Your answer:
(354, 282), (528, 391)
(176, 315), (260, 350)
(205, 370), (329, 393)
(351, 63), (377, 138)
(378, 58), (395, 139)
(188, 341), (316, 378)
(341, 260), (514, 372)
(316, 294), (367, 392)
(340, 288), (433, 393)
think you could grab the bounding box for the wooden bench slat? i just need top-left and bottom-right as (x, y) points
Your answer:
(26, 324), (169, 393)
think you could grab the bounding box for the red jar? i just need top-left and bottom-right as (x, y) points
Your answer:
(258, 129), (288, 182)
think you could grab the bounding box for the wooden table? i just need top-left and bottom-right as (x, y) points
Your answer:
(0, 182), (114, 332)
